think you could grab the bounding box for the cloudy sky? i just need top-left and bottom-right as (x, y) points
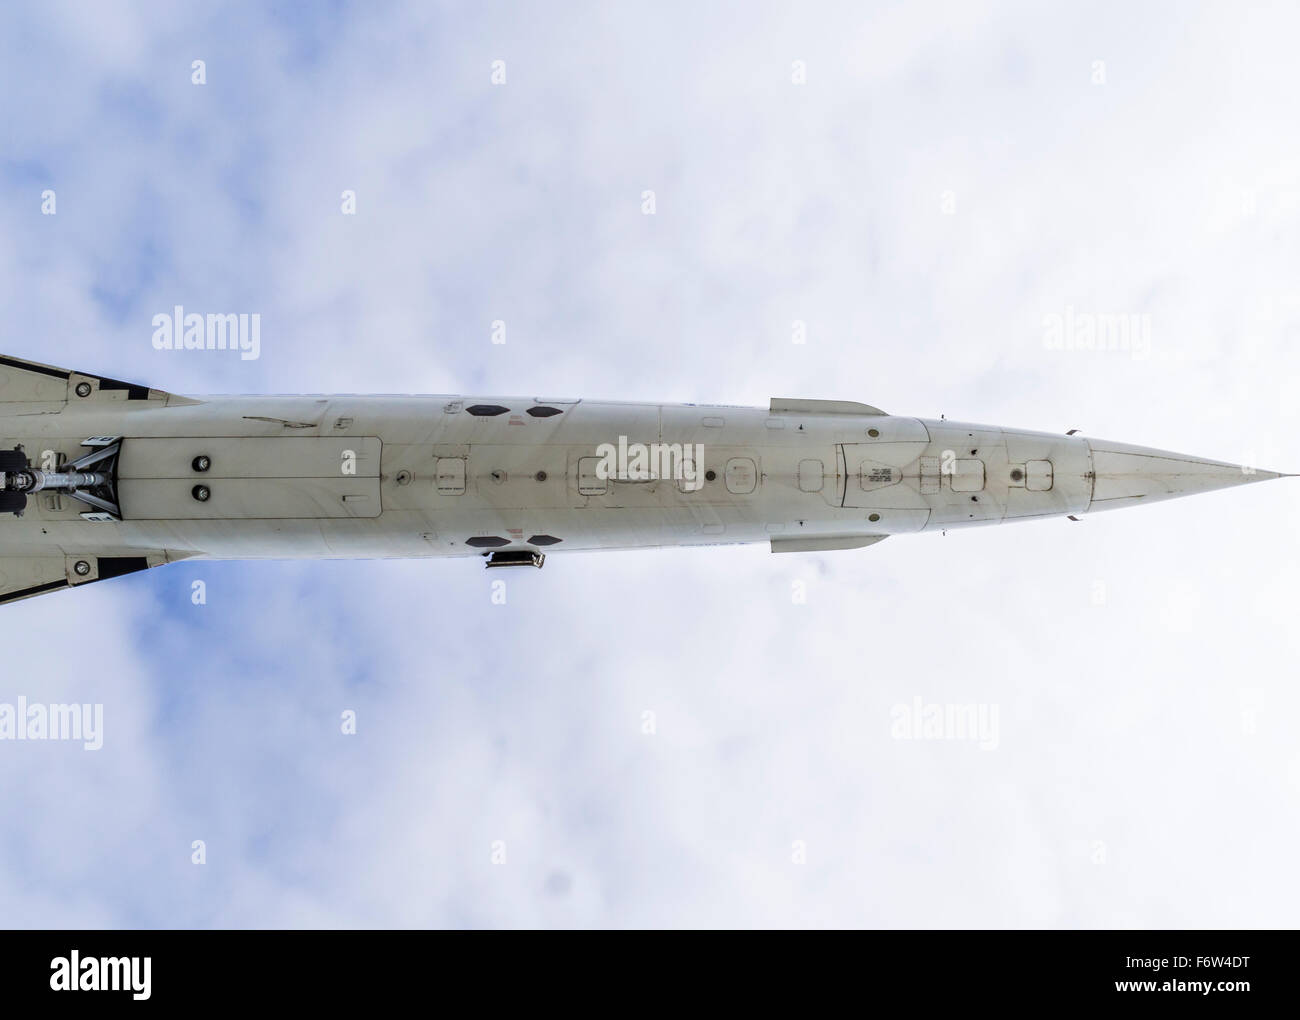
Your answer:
(1, 0), (1297, 927)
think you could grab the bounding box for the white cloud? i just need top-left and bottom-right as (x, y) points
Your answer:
(0, 0), (1296, 927)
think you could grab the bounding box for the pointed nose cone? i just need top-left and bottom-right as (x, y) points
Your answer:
(1087, 438), (1291, 513)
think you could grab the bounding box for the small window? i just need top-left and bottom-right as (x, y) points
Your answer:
(465, 404), (510, 417)
(526, 406), (563, 418)
(528, 534), (562, 545)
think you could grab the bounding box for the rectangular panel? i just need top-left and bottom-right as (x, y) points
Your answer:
(577, 456), (607, 495)
(919, 457), (941, 495)
(725, 457), (757, 494)
(797, 459), (824, 493)
(119, 437), (381, 478)
(120, 478), (381, 519)
(435, 457), (466, 495)
(950, 459), (986, 492)
(1026, 459), (1053, 491)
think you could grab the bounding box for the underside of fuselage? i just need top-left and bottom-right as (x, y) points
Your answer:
(0, 353), (1288, 606)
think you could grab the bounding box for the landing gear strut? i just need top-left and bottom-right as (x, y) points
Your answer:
(0, 438), (123, 519)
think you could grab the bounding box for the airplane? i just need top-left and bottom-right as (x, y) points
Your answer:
(0, 352), (1290, 605)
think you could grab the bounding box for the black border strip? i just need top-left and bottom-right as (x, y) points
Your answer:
(0, 357), (151, 398)
(0, 579), (68, 605)
(96, 377), (152, 400)
(96, 556), (150, 580)
(0, 356), (69, 380)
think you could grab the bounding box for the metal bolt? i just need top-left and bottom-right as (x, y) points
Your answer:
(74, 382), (92, 397)
(74, 560), (91, 576)
(192, 484), (211, 502)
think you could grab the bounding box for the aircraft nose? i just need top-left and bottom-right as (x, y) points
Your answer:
(1087, 438), (1291, 513)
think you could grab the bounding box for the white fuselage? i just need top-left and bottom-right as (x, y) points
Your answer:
(2, 395), (1100, 563)
(4, 351), (1283, 605)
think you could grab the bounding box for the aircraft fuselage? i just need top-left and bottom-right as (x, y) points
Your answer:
(0, 355), (1287, 602)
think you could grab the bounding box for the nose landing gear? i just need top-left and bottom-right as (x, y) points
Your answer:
(0, 438), (123, 519)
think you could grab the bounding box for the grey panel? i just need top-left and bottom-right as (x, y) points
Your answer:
(118, 437), (381, 479)
(120, 478), (381, 519)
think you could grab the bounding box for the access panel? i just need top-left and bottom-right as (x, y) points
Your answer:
(117, 437), (382, 520)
